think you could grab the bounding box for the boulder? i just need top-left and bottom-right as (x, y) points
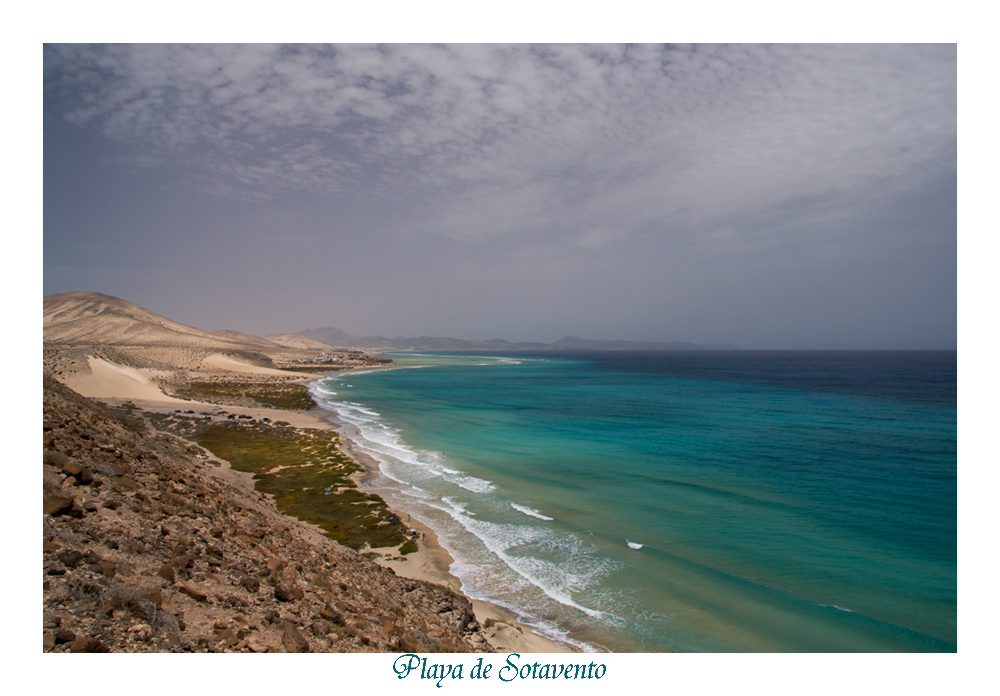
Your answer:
(43, 494), (75, 516)
(57, 549), (83, 568)
(281, 620), (311, 653)
(157, 563), (176, 584)
(69, 635), (108, 653)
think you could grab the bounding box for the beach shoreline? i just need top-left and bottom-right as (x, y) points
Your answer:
(333, 433), (573, 654)
(64, 357), (569, 653)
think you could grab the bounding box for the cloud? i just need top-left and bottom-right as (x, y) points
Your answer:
(44, 44), (955, 251)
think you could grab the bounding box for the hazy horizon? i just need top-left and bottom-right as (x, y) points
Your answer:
(44, 44), (956, 350)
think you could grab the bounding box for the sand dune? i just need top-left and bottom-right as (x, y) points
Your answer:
(45, 292), (236, 348)
(43, 291), (390, 404)
(64, 356), (180, 402)
(199, 353), (306, 376)
(264, 333), (336, 351)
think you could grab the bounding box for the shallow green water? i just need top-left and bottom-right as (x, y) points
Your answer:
(313, 351), (956, 652)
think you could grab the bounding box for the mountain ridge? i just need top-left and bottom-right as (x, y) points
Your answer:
(299, 327), (739, 352)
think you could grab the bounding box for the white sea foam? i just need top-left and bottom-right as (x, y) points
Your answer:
(310, 374), (617, 645)
(448, 474), (496, 493)
(511, 503), (554, 521)
(442, 511), (612, 620)
(442, 496), (476, 516)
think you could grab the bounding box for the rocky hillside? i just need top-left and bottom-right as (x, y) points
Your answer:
(42, 377), (491, 653)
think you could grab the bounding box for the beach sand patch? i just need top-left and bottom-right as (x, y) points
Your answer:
(63, 356), (177, 402)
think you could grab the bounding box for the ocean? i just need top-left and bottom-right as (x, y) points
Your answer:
(310, 351), (956, 652)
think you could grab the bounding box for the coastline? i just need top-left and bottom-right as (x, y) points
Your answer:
(63, 358), (569, 653)
(342, 446), (572, 654)
(308, 362), (579, 653)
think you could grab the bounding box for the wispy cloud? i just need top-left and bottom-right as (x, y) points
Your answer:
(45, 44), (955, 249)
(44, 44), (956, 347)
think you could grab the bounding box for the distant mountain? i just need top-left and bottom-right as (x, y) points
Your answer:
(298, 326), (737, 352)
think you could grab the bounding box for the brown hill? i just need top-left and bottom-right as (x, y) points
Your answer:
(42, 293), (388, 396)
(264, 333), (336, 351)
(45, 292), (252, 350)
(210, 329), (285, 349)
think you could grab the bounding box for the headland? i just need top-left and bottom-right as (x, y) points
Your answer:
(42, 291), (568, 653)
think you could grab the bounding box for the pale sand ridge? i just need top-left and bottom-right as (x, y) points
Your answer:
(66, 356), (177, 402)
(199, 353), (307, 376)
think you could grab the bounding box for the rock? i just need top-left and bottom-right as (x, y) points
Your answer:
(54, 629), (76, 644)
(58, 549), (83, 568)
(214, 626), (239, 648)
(142, 588), (164, 608)
(281, 620), (311, 653)
(60, 459), (83, 477)
(157, 563), (176, 583)
(178, 585), (208, 603)
(128, 623), (153, 641)
(274, 584), (295, 602)
(69, 635), (108, 653)
(43, 494), (75, 516)
(319, 604), (342, 624)
(93, 462), (126, 478)
(246, 635), (270, 653)
(239, 575), (260, 593)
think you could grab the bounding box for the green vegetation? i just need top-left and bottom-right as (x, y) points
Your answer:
(193, 422), (409, 551)
(176, 381), (317, 410)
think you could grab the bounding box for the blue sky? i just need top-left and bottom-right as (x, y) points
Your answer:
(43, 43), (956, 348)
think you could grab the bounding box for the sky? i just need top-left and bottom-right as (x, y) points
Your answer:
(43, 43), (957, 349)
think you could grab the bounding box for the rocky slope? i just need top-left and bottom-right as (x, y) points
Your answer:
(42, 377), (491, 653)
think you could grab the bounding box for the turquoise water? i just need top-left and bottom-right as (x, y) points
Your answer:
(311, 351), (956, 652)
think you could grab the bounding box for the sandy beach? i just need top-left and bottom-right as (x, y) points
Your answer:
(62, 351), (568, 653)
(367, 516), (571, 653)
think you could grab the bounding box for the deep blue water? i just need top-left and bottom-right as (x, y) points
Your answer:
(312, 351), (956, 652)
